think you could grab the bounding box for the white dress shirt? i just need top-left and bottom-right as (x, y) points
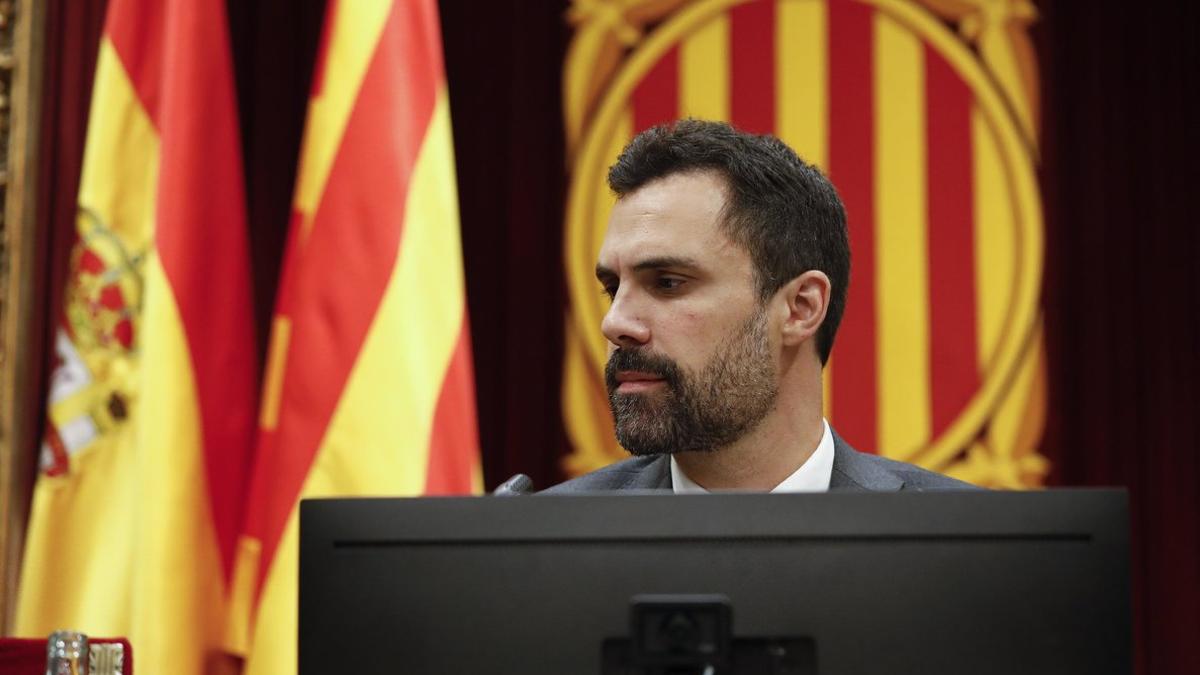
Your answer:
(670, 419), (835, 493)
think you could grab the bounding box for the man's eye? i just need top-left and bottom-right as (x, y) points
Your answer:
(600, 284), (617, 300)
(655, 276), (686, 292)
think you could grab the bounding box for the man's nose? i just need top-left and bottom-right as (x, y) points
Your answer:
(601, 291), (650, 347)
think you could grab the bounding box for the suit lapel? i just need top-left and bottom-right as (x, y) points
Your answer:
(829, 431), (905, 492)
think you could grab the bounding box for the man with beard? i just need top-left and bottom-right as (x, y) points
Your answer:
(545, 119), (970, 493)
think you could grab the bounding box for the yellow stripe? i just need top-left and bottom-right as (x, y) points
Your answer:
(245, 91), (467, 675)
(775, 0), (833, 417)
(128, 252), (229, 673)
(874, 14), (930, 458)
(257, 318), (291, 430)
(593, 109), (633, 274)
(243, 511), (299, 675)
(822, 357), (833, 419)
(972, 107), (1014, 370)
(293, 0), (392, 239)
(775, 0), (828, 170)
(680, 13), (730, 120)
(16, 432), (138, 635)
(77, 39), (157, 252)
(223, 536), (259, 654)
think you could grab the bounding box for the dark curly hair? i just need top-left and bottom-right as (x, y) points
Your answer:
(607, 119), (850, 364)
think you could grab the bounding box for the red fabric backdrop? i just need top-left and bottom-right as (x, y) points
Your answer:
(22, 1), (1198, 673)
(1034, 2), (1200, 672)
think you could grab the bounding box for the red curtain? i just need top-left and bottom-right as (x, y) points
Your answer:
(1035, 2), (1200, 672)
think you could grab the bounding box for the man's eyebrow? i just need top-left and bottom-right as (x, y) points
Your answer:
(595, 256), (700, 281)
(632, 256), (699, 272)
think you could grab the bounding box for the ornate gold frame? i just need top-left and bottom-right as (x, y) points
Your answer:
(0, 0), (46, 634)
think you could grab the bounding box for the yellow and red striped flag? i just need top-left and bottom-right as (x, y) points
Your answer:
(15, 0), (257, 673)
(229, 1), (482, 671)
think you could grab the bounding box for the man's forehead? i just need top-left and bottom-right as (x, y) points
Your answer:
(598, 171), (732, 267)
(612, 170), (728, 220)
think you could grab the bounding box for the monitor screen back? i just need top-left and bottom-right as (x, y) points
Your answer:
(299, 490), (1129, 675)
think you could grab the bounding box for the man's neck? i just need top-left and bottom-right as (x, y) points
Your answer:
(672, 399), (825, 491)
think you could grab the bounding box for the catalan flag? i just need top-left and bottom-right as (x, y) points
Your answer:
(15, 1), (257, 673)
(228, 1), (481, 671)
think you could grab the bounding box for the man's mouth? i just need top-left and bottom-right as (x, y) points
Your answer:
(614, 370), (667, 393)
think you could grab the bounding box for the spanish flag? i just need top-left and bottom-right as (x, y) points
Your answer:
(229, 0), (481, 671)
(15, 1), (257, 673)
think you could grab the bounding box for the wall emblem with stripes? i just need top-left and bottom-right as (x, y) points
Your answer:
(561, 0), (1047, 487)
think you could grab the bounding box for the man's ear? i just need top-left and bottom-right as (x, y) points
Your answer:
(778, 270), (831, 348)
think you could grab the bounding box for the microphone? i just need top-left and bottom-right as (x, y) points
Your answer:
(493, 473), (534, 496)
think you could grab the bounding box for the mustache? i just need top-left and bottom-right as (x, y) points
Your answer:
(604, 348), (683, 393)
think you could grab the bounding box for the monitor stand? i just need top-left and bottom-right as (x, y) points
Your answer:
(601, 595), (816, 675)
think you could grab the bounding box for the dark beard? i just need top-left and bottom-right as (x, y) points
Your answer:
(604, 311), (778, 456)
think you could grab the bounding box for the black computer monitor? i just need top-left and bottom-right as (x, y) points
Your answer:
(299, 490), (1129, 674)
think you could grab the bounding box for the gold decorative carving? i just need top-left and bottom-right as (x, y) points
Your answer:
(0, 0), (46, 634)
(90, 640), (126, 674)
(918, 0), (1039, 149)
(563, 0), (690, 159)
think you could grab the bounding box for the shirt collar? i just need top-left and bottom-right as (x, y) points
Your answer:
(670, 419), (835, 493)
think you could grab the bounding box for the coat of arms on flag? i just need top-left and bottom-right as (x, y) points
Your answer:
(561, 0), (1047, 488)
(40, 207), (145, 477)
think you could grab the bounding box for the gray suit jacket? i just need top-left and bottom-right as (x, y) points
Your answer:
(542, 430), (974, 493)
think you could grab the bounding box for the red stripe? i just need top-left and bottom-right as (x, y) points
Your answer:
(424, 321), (481, 495)
(729, 0), (776, 134)
(633, 45), (679, 132)
(243, 0), (442, 598)
(105, 0), (165, 127)
(151, 0), (257, 579)
(828, 0), (877, 453)
(925, 45), (979, 436)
